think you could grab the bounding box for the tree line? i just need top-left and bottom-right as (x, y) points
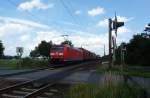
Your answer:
(0, 40), (73, 59)
(0, 40), (4, 58)
(115, 33), (150, 66)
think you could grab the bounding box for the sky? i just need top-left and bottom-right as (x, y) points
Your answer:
(0, 0), (150, 57)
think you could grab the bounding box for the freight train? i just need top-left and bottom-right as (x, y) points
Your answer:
(50, 44), (99, 64)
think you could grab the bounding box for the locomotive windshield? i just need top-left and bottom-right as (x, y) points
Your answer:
(51, 46), (64, 52)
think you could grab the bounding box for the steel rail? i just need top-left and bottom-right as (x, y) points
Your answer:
(0, 61), (97, 98)
(0, 68), (48, 78)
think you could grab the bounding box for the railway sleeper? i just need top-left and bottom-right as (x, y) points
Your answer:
(20, 87), (37, 92)
(12, 90), (30, 95)
(36, 97), (47, 98)
(49, 89), (59, 93)
(44, 92), (54, 96)
(35, 89), (63, 98)
(1, 93), (22, 98)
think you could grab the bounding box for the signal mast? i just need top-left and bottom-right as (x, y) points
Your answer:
(108, 13), (124, 69)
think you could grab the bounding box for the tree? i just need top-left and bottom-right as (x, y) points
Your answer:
(38, 41), (52, 57)
(61, 40), (73, 46)
(30, 41), (53, 58)
(115, 33), (150, 66)
(126, 33), (150, 66)
(0, 40), (4, 58)
(30, 47), (40, 57)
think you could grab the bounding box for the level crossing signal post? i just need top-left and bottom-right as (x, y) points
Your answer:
(108, 14), (124, 69)
(16, 47), (24, 68)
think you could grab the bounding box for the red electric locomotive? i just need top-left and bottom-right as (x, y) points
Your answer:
(50, 44), (98, 66)
(50, 44), (83, 63)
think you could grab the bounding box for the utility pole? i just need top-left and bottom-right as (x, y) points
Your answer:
(108, 18), (112, 69)
(121, 43), (126, 70)
(104, 44), (106, 56)
(112, 36), (116, 64)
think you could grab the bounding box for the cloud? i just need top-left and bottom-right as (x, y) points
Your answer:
(30, 30), (109, 56)
(115, 16), (134, 22)
(75, 10), (81, 15)
(88, 7), (105, 17)
(18, 0), (54, 11)
(97, 20), (130, 35)
(97, 16), (134, 28)
(97, 19), (108, 28)
(97, 16), (133, 36)
(20, 34), (30, 42)
(0, 15), (133, 57)
(0, 16), (50, 38)
(117, 27), (131, 34)
(0, 19), (108, 56)
(0, 16), (50, 56)
(0, 16), (49, 30)
(0, 22), (31, 37)
(3, 25), (129, 57)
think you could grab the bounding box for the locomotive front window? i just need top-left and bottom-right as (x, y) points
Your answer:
(51, 47), (64, 52)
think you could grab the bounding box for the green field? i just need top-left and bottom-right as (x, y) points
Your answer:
(0, 58), (49, 69)
(0, 59), (18, 69)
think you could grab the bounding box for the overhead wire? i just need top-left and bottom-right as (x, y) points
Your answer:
(64, 0), (82, 24)
(58, 0), (80, 25)
(7, 0), (84, 31)
(6, 0), (88, 41)
(6, 0), (89, 30)
(59, 0), (90, 33)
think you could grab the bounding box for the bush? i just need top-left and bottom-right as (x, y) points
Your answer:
(20, 57), (49, 68)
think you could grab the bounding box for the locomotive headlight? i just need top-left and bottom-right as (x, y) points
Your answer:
(50, 53), (55, 55)
(59, 53), (63, 55)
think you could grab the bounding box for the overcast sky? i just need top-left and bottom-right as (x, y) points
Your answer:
(0, 0), (149, 56)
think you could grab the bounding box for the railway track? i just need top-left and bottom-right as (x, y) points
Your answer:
(0, 74), (68, 98)
(0, 80), (67, 98)
(0, 68), (49, 78)
(0, 61), (95, 98)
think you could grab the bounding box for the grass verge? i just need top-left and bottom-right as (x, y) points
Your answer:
(96, 65), (150, 78)
(70, 81), (142, 98)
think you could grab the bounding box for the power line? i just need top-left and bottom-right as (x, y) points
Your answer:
(6, 0), (92, 45)
(6, 0), (72, 44)
(59, 0), (79, 25)
(58, 0), (90, 33)
(7, 0), (70, 34)
(7, 0), (83, 30)
(6, 0), (80, 34)
(64, 0), (82, 25)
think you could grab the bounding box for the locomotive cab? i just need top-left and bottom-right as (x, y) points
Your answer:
(50, 45), (64, 63)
